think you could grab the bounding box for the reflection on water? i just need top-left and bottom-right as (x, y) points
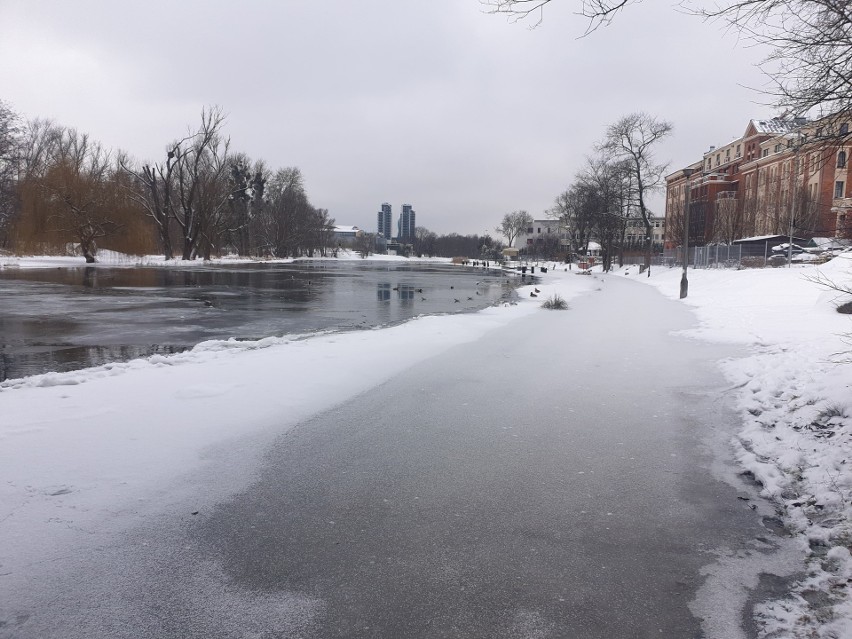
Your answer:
(0, 261), (521, 381)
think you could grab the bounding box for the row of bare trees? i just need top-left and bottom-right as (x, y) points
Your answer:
(491, 114), (669, 272)
(413, 228), (504, 259)
(544, 113), (670, 272)
(0, 103), (334, 261)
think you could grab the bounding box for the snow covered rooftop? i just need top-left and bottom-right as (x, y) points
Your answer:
(751, 118), (801, 135)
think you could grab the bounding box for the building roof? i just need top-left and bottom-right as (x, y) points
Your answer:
(807, 237), (851, 249)
(733, 234), (808, 245)
(750, 118), (801, 135)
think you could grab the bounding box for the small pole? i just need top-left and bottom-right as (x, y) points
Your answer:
(788, 139), (800, 268)
(679, 168), (695, 299)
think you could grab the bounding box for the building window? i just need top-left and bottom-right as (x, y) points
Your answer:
(527, 227), (533, 233)
(838, 150), (847, 168)
(774, 144), (782, 153)
(842, 123), (849, 135)
(763, 149), (769, 157)
(537, 227), (541, 233)
(817, 127), (824, 137)
(836, 181), (845, 198)
(736, 144), (741, 157)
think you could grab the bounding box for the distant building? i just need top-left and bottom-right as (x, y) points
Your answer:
(514, 219), (570, 250)
(398, 203), (415, 242)
(665, 114), (852, 247)
(332, 225), (362, 241)
(624, 214), (666, 249)
(377, 203), (392, 239)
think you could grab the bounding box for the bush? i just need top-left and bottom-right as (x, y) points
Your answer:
(541, 294), (569, 310)
(740, 257), (765, 269)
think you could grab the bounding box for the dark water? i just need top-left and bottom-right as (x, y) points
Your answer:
(0, 261), (522, 382)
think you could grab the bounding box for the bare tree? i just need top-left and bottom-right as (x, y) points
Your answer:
(0, 101), (20, 249)
(481, 0), (633, 31)
(227, 154), (266, 256)
(699, 1), (852, 124)
(711, 194), (741, 243)
(120, 141), (184, 260)
(262, 166), (308, 257)
(550, 183), (596, 258)
(599, 113), (671, 275)
(582, 155), (634, 270)
(485, 1), (852, 133)
(496, 210), (533, 247)
(39, 129), (122, 262)
(120, 106), (231, 260)
(414, 226), (437, 256)
(170, 107), (231, 260)
(355, 231), (375, 257)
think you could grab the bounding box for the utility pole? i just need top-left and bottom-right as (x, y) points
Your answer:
(679, 168), (695, 299)
(788, 135), (801, 268)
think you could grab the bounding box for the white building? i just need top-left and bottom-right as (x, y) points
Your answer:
(514, 219), (570, 250)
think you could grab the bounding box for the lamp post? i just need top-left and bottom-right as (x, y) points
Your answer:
(788, 134), (801, 268)
(679, 168), (695, 299)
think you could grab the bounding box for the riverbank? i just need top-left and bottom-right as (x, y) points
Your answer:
(0, 249), (457, 270)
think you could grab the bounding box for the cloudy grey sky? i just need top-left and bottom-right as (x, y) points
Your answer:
(0, 0), (770, 235)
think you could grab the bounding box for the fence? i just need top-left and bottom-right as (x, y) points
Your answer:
(663, 244), (777, 269)
(619, 255), (670, 267)
(692, 244), (743, 268)
(612, 242), (814, 270)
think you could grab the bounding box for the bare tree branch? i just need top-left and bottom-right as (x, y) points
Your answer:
(480, 0), (635, 32)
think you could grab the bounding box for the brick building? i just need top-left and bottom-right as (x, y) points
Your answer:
(665, 116), (852, 248)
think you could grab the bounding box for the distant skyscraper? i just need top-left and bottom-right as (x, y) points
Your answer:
(377, 203), (392, 239)
(398, 203), (415, 242)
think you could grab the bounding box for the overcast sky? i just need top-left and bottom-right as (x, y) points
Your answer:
(0, 0), (772, 236)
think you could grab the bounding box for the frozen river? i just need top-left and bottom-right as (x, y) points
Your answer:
(0, 261), (518, 381)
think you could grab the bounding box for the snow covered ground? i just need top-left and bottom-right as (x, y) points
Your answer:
(629, 256), (852, 638)
(1, 251), (851, 636)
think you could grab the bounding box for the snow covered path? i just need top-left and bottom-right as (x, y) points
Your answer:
(2, 274), (797, 638)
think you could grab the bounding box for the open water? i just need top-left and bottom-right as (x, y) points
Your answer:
(0, 261), (522, 382)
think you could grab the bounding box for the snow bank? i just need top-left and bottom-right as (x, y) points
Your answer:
(0, 250), (453, 270)
(624, 254), (852, 638)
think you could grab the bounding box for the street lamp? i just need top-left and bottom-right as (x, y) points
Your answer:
(679, 168), (695, 299)
(787, 133), (802, 268)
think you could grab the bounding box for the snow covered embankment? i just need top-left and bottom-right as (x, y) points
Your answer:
(636, 257), (852, 638)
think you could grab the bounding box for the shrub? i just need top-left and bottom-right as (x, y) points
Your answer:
(740, 257), (765, 269)
(541, 294), (569, 310)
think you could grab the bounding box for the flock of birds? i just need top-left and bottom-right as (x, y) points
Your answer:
(199, 277), (526, 309)
(383, 280), (512, 304)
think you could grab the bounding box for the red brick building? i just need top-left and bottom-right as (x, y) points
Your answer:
(665, 116), (852, 248)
